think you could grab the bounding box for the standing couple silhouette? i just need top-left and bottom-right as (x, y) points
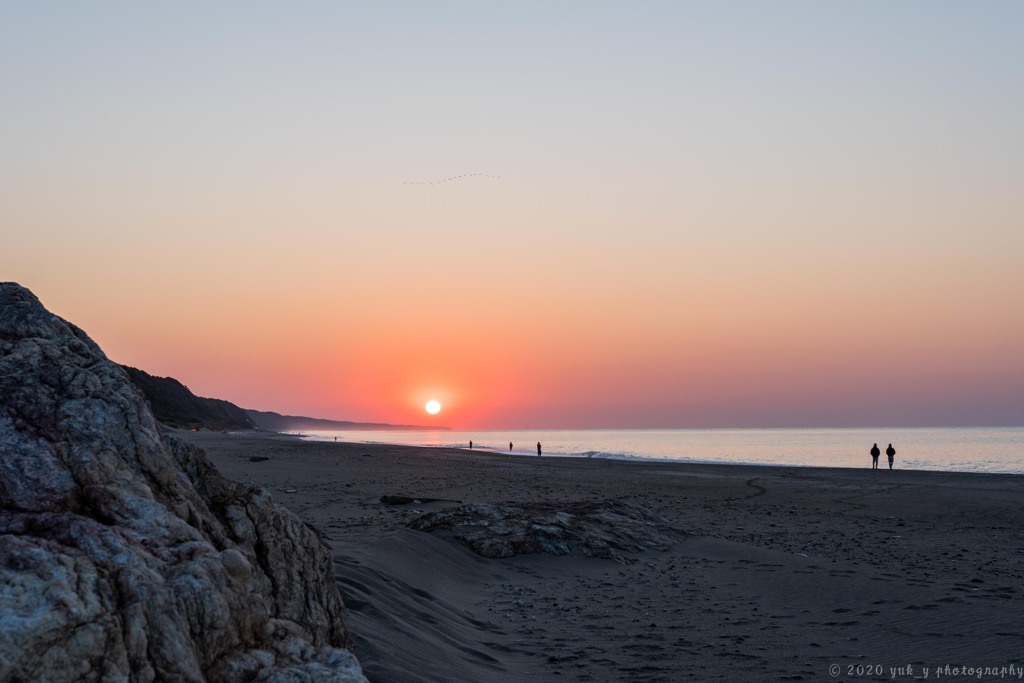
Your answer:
(870, 442), (895, 470)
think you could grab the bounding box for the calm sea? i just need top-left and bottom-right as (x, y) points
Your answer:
(296, 427), (1024, 475)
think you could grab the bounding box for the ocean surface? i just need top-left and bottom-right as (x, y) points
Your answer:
(295, 427), (1024, 474)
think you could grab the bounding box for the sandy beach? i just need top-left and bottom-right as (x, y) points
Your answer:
(181, 431), (1024, 682)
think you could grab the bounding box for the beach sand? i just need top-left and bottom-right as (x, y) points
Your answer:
(180, 431), (1024, 682)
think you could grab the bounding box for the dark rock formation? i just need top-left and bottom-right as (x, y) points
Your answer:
(408, 500), (681, 563)
(0, 283), (365, 682)
(121, 365), (255, 431)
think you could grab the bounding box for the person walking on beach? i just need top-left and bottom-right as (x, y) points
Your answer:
(537, 442), (542, 457)
(886, 443), (895, 470)
(469, 440), (473, 449)
(870, 443), (880, 469)
(509, 442), (513, 452)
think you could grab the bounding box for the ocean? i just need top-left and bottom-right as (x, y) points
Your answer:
(295, 426), (1024, 475)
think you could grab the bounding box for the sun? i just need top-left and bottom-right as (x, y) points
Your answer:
(425, 400), (442, 415)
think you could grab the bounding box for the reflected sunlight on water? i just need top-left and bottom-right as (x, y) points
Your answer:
(295, 427), (1024, 474)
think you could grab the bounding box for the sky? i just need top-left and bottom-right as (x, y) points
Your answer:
(3, 2), (1022, 429)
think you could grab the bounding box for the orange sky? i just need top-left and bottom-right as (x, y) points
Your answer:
(3, 4), (1022, 428)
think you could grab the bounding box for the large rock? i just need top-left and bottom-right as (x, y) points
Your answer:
(409, 500), (681, 563)
(0, 283), (365, 682)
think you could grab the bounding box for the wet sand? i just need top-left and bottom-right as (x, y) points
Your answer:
(180, 431), (1024, 682)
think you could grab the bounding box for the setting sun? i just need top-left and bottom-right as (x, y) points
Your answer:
(425, 400), (441, 415)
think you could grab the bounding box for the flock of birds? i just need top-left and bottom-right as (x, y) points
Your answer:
(403, 173), (502, 186)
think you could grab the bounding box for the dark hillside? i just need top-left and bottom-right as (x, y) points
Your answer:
(122, 365), (254, 431)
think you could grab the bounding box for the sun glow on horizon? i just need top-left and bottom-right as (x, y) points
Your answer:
(5, 4), (1022, 430)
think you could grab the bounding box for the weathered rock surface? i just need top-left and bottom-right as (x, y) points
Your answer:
(0, 283), (365, 682)
(408, 500), (681, 563)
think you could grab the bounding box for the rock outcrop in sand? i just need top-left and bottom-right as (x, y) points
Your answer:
(0, 283), (365, 682)
(409, 500), (680, 562)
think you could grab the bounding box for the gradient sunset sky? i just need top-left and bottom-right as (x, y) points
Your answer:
(3, 3), (1022, 429)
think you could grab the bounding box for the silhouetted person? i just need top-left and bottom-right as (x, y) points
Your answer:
(469, 440), (473, 449)
(870, 443), (880, 469)
(537, 442), (542, 457)
(886, 443), (895, 470)
(509, 442), (513, 452)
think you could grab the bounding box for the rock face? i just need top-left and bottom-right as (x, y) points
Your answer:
(409, 500), (681, 563)
(0, 283), (365, 682)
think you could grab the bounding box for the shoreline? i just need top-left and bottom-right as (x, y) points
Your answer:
(182, 430), (1024, 682)
(228, 428), (1024, 478)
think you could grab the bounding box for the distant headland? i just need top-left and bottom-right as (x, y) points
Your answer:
(122, 365), (447, 432)
(244, 409), (449, 433)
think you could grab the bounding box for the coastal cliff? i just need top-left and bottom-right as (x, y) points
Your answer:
(120, 365), (254, 431)
(118, 366), (440, 433)
(0, 283), (365, 682)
